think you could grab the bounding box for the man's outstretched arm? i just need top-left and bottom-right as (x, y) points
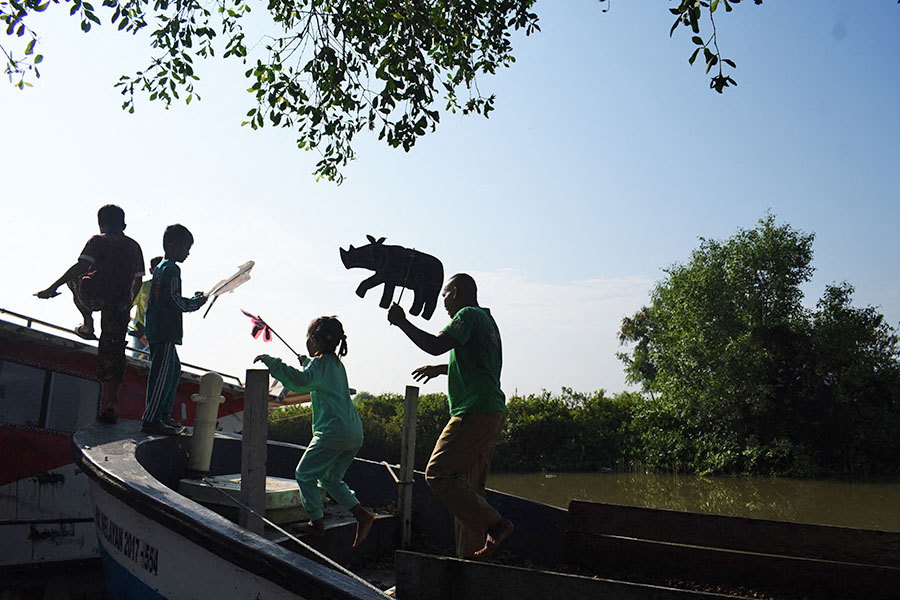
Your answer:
(388, 303), (458, 356)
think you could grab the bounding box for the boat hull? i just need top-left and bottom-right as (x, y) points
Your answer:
(91, 482), (304, 600)
(74, 421), (387, 600)
(0, 316), (245, 568)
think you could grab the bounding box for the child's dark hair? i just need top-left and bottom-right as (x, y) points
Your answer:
(97, 205), (126, 229)
(308, 316), (348, 357)
(163, 224), (194, 248)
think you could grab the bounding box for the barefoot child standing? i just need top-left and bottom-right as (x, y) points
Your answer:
(255, 316), (374, 547)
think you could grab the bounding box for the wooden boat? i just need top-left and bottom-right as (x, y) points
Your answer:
(72, 392), (900, 600)
(0, 310), (246, 568)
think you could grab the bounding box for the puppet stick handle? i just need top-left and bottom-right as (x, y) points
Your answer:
(395, 250), (415, 306)
(202, 295), (218, 319)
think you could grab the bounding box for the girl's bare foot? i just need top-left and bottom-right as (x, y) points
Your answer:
(473, 518), (513, 559)
(291, 519), (325, 537)
(351, 504), (375, 548)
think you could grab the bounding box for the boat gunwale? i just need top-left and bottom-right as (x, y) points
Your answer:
(71, 421), (387, 600)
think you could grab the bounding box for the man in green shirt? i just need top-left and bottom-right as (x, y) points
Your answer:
(388, 273), (513, 559)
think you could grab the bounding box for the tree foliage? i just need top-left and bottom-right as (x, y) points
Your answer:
(495, 387), (643, 472)
(268, 391), (450, 469)
(618, 215), (900, 476)
(3, 0), (764, 181)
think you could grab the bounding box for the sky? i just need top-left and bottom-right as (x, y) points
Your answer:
(2, 1), (899, 398)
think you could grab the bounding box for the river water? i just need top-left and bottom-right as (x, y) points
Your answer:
(489, 471), (900, 531)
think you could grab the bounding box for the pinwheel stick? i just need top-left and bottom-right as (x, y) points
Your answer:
(268, 326), (301, 358)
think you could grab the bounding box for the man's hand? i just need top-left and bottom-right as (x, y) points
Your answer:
(193, 292), (208, 306)
(35, 288), (60, 299)
(412, 364), (447, 384)
(387, 302), (408, 327)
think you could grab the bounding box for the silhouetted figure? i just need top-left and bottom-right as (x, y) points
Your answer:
(340, 235), (443, 319)
(141, 225), (207, 435)
(388, 273), (513, 559)
(130, 255), (163, 357)
(37, 204), (145, 423)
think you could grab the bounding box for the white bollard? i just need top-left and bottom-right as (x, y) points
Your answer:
(187, 372), (225, 474)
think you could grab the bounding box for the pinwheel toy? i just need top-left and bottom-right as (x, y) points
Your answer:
(241, 309), (300, 357)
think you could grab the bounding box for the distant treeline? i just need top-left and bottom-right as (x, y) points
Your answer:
(267, 385), (900, 479)
(270, 217), (900, 479)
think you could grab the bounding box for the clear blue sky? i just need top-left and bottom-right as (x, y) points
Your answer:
(2, 1), (898, 397)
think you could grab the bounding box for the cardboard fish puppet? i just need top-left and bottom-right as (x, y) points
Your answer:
(340, 235), (443, 320)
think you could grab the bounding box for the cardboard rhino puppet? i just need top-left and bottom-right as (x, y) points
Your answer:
(340, 235), (444, 320)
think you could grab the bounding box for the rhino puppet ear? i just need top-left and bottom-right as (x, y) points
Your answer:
(377, 237), (386, 244)
(348, 244), (355, 251)
(366, 234), (376, 243)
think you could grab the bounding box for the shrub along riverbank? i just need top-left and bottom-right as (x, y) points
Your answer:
(267, 386), (900, 479)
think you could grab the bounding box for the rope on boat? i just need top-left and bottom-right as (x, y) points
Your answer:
(198, 477), (392, 599)
(380, 461), (400, 484)
(379, 461), (413, 486)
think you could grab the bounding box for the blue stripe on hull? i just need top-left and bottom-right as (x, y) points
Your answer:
(99, 545), (166, 600)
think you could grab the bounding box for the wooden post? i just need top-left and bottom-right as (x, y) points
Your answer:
(240, 369), (268, 535)
(398, 385), (418, 549)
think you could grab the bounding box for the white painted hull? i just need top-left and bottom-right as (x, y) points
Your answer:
(90, 480), (305, 600)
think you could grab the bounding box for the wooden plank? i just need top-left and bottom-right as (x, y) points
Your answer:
(240, 369), (268, 535)
(566, 531), (900, 599)
(395, 550), (748, 600)
(398, 385), (418, 549)
(568, 500), (900, 567)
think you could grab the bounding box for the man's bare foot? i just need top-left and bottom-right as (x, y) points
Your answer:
(351, 504), (375, 548)
(473, 518), (514, 560)
(291, 519), (325, 537)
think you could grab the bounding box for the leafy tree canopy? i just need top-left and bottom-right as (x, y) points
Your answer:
(3, 0), (761, 181)
(618, 215), (900, 476)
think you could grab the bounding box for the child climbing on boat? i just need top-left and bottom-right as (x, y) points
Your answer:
(255, 316), (375, 548)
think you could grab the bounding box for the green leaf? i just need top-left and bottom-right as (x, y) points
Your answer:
(689, 48), (701, 65)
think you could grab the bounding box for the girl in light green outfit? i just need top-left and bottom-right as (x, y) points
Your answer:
(255, 316), (374, 547)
